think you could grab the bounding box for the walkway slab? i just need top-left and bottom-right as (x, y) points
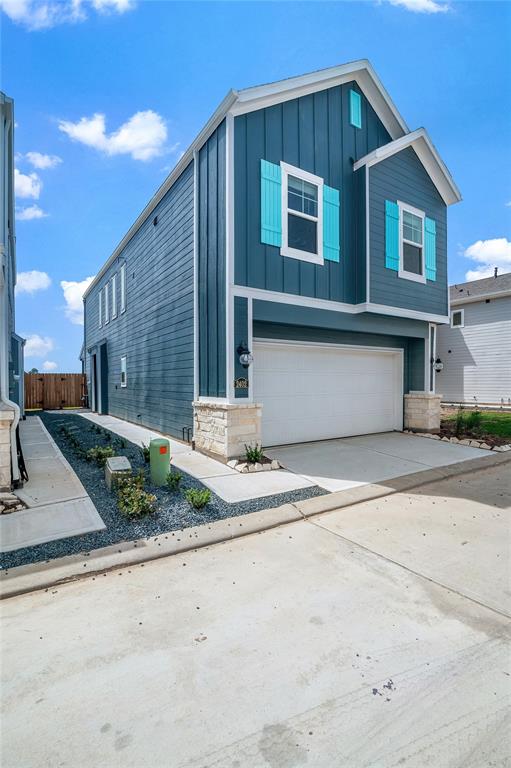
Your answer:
(202, 468), (314, 502)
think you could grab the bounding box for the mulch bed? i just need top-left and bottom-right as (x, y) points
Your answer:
(1, 412), (323, 571)
(438, 421), (508, 448)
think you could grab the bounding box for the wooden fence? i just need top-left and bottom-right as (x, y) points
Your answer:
(24, 373), (88, 411)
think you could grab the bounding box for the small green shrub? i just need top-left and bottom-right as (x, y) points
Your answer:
(184, 488), (211, 510)
(166, 470), (183, 491)
(117, 471), (156, 518)
(466, 409), (482, 434)
(244, 443), (264, 464)
(86, 445), (116, 467)
(141, 443), (150, 464)
(454, 406), (465, 438)
(104, 431), (111, 442)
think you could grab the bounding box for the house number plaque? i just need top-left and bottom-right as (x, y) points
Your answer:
(234, 377), (249, 390)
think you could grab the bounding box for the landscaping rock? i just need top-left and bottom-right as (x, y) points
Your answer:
(449, 437), (459, 444)
(105, 456), (132, 491)
(271, 460), (280, 470)
(459, 439), (472, 446)
(469, 440), (481, 448)
(430, 435), (440, 440)
(441, 437), (450, 442)
(479, 443), (491, 450)
(227, 460), (238, 469)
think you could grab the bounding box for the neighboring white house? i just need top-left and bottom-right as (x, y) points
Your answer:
(436, 271), (511, 406)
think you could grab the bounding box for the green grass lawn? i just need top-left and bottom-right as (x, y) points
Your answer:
(443, 410), (511, 438)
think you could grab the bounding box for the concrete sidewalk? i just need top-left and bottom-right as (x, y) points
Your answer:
(0, 417), (104, 553)
(1, 461), (509, 767)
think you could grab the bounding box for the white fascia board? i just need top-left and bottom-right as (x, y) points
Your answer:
(83, 90), (238, 299)
(353, 128), (462, 207)
(231, 59), (408, 140)
(450, 290), (511, 306)
(364, 301), (449, 325)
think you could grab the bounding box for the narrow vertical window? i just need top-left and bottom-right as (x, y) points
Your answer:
(120, 263), (126, 313)
(104, 284), (109, 324)
(111, 274), (117, 319)
(350, 89), (362, 129)
(120, 355), (127, 387)
(98, 290), (102, 328)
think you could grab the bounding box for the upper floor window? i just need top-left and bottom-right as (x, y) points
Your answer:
(104, 284), (109, 324)
(281, 162), (323, 265)
(120, 263), (126, 313)
(451, 309), (464, 328)
(111, 274), (117, 319)
(350, 89), (362, 129)
(120, 355), (127, 387)
(398, 201), (426, 284)
(98, 290), (102, 329)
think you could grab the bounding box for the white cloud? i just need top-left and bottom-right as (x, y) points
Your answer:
(387, 0), (449, 12)
(16, 205), (48, 221)
(24, 334), (55, 358)
(24, 151), (62, 170)
(0, 0), (135, 31)
(16, 270), (52, 295)
(42, 360), (58, 371)
(61, 276), (95, 325)
(59, 110), (167, 161)
(506, 201), (511, 208)
(463, 237), (511, 281)
(14, 168), (42, 199)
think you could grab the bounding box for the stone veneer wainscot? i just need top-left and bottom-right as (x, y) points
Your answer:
(193, 401), (262, 460)
(404, 392), (442, 433)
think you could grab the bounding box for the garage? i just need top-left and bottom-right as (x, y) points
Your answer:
(253, 341), (404, 447)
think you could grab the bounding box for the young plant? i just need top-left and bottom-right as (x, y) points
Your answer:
(117, 471), (156, 518)
(454, 406), (465, 438)
(184, 488), (211, 510)
(166, 470), (183, 491)
(466, 409), (482, 434)
(86, 445), (116, 467)
(141, 443), (151, 464)
(244, 443), (264, 464)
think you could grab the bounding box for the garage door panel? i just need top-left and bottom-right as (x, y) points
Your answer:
(254, 342), (403, 446)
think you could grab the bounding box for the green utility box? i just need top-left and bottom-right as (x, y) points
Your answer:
(150, 438), (170, 486)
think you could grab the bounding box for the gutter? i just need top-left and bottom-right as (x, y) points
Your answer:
(450, 289), (511, 307)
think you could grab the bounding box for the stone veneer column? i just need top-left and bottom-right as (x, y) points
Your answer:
(193, 401), (262, 460)
(0, 403), (14, 490)
(404, 392), (443, 433)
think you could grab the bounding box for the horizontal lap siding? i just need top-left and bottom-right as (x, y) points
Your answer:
(369, 147), (448, 316)
(84, 162), (195, 439)
(436, 296), (511, 403)
(234, 83), (391, 305)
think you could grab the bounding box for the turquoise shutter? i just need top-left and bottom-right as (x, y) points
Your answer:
(350, 89), (362, 129)
(424, 216), (437, 281)
(385, 200), (400, 271)
(260, 159), (282, 246)
(323, 185), (340, 262)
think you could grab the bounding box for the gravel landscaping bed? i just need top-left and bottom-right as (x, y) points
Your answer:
(1, 413), (323, 571)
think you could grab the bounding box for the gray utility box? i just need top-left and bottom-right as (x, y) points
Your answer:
(105, 456), (132, 491)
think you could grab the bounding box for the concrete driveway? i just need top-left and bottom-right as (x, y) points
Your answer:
(266, 431), (489, 492)
(1, 460), (509, 768)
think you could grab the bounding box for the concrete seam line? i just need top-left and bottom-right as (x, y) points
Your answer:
(307, 519), (511, 621)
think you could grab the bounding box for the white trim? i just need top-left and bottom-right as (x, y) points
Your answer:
(365, 164), (370, 303)
(226, 112), (235, 402)
(247, 296), (254, 404)
(196, 396), (231, 404)
(232, 284), (450, 324)
(120, 355), (127, 388)
(427, 323), (436, 393)
(353, 128), (462, 207)
(450, 308), (464, 328)
(104, 284), (109, 324)
(280, 161), (324, 265)
(98, 289), (102, 329)
(193, 150), (199, 401)
(111, 273), (117, 319)
(450, 289), (511, 307)
(397, 200), (426, 285)
(120, 263), (126, 314)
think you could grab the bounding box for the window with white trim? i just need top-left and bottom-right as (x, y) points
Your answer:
(111, 274), (117, 319)
(398, 201), (426, 284)
(98, 290), (102, 328)
(104, 284), (109, 324)
(120, 263), (126, 313)
(451, 309), (464, 328)
(120, 355), (127, 387)
(281, 162), (323, 264)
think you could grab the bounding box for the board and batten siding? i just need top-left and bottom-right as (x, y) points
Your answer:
(369, 146), (448, 316)
(84, 161), (195, 439)
(234, 82), (391, 305)
(198, 120), (227, 398)
(436, 296), (511, 404)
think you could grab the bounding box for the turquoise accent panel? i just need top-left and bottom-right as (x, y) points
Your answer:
(323, 184), (340, 262)
(260, 159), (282, 246)
(424, 216), (437, 281)
(385, 200), (400, 271)
(350, 89), (362, 129)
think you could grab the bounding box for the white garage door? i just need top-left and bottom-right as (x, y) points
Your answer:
(253, 341), (403, 447)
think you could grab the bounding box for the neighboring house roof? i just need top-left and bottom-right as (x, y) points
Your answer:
(83, 59), (453, 300)
(450, 272), (511, 306)
(353, 128), (461, 206)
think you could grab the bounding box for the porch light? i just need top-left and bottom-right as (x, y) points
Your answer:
(237, 343), (253, 369)
(434, 357), (444, 373)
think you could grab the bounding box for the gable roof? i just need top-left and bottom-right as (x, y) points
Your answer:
(353, 128), (461, 206)
(83, 60), (445, 299)
(450, 272), (511, 305)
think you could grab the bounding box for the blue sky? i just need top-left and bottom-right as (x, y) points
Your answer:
(1, 0), (510, 372)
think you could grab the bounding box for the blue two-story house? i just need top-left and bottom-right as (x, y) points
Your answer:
(83, 60), (461, 458)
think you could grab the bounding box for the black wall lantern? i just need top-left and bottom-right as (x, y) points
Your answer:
(237, 342), (253, 369)
(434, 357), (444, 373)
